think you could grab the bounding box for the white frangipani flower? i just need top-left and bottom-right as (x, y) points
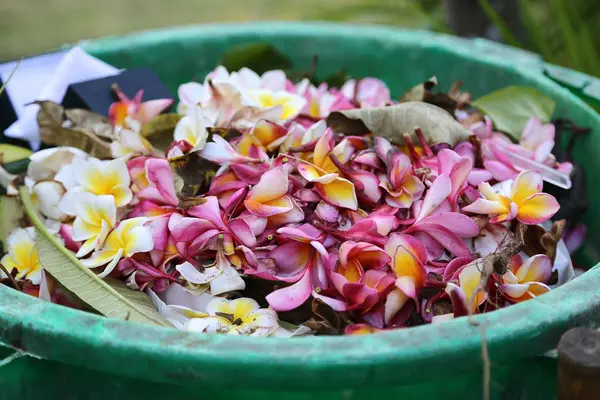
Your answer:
(58, 157), (132, 213)
(71, 192), (117, 257)
(82, 217), (153, 278)
(1, 227), (42, 284)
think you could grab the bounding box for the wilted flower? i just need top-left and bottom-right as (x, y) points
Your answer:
(185, 297), (279, 336)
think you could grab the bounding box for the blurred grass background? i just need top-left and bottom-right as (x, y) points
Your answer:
(0, 0), (599, 76)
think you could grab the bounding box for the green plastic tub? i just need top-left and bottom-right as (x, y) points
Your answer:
(1, 23), (600, 400)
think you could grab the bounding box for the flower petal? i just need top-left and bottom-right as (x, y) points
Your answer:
(515, 254), (553, 283)
(266, 269), (312, 311)
(315, 178), (358, 210)
(511, 170), (543, 204)
(516, 193), (560, 224)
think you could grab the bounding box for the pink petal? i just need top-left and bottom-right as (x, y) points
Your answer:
(415, 173), (451, 222)
(277, 225), (322, 242)
(467, 168), (493, 186)
(413, 231), (444, 260)
(443, 256), (474, 281)
(483, 160), (518, 181)
(315, 201), (340, 223)
(246, 165), (289, 203)
(187, 196), (227, 230)
(144, 158), (178, 206)
(229, 218), (257, 248)
(445, 282), (469, 317)
(411, 223), (472, 257)
(200, 135), (262, 165)
(414, 212), (479, 238)
(313, 292), (349, 312)
(266, 269), (312, 311)
(137, 99), (174, 123)
(269, 241), (312, 277)
(168, 214), (216, 242)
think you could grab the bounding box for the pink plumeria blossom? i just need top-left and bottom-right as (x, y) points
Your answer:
(463, 170), (560, 224)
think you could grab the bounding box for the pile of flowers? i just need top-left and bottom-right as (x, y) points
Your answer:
(0, 65), (581, 336)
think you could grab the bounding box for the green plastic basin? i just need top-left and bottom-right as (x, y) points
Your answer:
(1, 22), (600, 400)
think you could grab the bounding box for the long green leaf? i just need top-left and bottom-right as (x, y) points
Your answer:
(472, 86), (556, 140)
(476, 0), (522, 48)
(19, 187), (172, 328)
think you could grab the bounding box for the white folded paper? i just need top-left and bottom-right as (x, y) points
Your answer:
(1, 47), (119, 149)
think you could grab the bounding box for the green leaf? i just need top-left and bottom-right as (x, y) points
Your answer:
(2, 158), (30, 175)
(0, 196), (24, 252)
(219, 43), (292, 75)
(472, 86), (556, 140)
(19, 187), (172, 327)
(0, 144), (32, 165)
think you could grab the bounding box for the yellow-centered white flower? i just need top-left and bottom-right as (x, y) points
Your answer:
(173, 105), (211, 150)
(0, 227), (42, 284)
(184, 297), (279, 336)
(246, 90), (306, 122)
(71, 192), (117, 258)
(82, 217), (153, 278)
(58, 157), (132, 214)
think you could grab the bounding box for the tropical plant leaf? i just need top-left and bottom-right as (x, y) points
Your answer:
(327, 101), (472, 146)
(0, 144), (32, 165)
(0, 195), (24, 252)
(19, 187), (172, 327)
(220, 43), (292, 75)
(472, 86), (556, 140)
(168, 151), (219, 208)
(35, 101), (112, 159)
(141, 113), (182, 151)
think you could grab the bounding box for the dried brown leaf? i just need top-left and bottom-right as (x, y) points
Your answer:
(35, 101), (112, 159)
(326, 101), (472, 147)
(64, 109), (114, 139)
(304, 298), (352, 335)
(141, 113), (182, 151)
(168, 151), (219, 208)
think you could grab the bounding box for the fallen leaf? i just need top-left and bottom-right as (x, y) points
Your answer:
(472, 86), (556, 140)
(0, 144), (32, 164)
(64, 109), (114, 139)
(141, 113), (182, 151)
(168, 151), (219, 207)
(400, 77), (463, 115)
(327, 101), (472, 146)
(521, 220), (566, 262)
(35, 101), (112, 159)
(400, 76), (438, 102)
(304, 298), (353, 335)
(19, 187), (172, 327)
